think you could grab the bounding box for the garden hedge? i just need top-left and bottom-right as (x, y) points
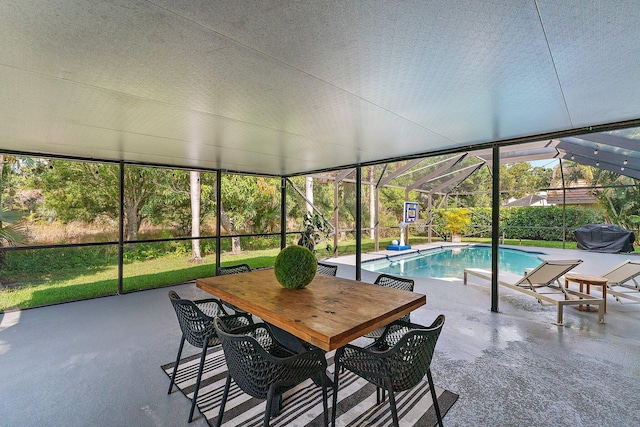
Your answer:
(426, 206), (605, 241)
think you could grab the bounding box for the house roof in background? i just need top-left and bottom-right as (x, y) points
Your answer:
(505, 194), (548, 207)
(547, 188), (597, 205)
(1, 1), (640, 176)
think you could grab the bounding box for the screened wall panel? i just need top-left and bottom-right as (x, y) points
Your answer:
(0, 245), (119, 311)
(121, 240), (216, 292)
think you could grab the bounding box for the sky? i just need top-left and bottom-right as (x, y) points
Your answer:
(530, 159), (559, 169)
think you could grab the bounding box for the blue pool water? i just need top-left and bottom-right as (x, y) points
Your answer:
(363, 245), (544, 279)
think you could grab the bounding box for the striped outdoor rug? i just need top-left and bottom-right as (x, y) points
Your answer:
(162, 346), (458, 426)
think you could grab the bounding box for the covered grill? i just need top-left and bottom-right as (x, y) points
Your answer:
(574, 224), (635, 253)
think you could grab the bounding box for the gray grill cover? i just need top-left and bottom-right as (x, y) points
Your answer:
(574, 224), (635, 253)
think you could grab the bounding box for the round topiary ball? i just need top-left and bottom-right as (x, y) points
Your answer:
(274, 245), (318, 289)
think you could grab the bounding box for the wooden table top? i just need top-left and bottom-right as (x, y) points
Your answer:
(196, 269), (426, 351)
(564, 272), (608, 284)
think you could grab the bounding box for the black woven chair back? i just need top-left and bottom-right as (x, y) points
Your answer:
(168, 292), (254, 423)
(168, 291), (222, 348)
(360, 315), (444, 392)
(218, 263), (252, 275)
(367, 274), (415, 332)
(214, 318), (326, 400)
(317, 262), (338, 276)
(374, 273), (414, 291)
(333, 316), (445, 427)
(216, 264), (252, 313)
(382, 316), (444, 391)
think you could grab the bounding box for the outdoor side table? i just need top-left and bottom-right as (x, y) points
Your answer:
(564, 273), (608, 313)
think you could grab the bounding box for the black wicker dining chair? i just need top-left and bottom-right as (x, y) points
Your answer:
(317, 261), (338, 276)
(213, 318), (329, 427)
(217, 263), (252, 313)
(364, 274), (415, 338)
(332, 315), (446, 427)
(218, 263), (252, 275)
(167, 291), (253, 423)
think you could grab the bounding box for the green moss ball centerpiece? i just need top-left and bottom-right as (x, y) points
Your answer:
(274, 245), (317, 289)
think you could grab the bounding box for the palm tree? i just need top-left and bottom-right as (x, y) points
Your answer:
(0, 209), (26, 245)
(0, 209), (27, 276)
(0, 153), (28, 247)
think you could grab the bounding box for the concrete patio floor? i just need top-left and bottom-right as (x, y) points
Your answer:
(1, 245), (639, 426)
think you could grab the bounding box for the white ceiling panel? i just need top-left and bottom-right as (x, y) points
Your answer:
(165, 0), (573, 142)
(1, 0), (639, 175)
(538, 0), (640, 126)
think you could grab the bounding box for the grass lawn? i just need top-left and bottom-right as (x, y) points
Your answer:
(0, 249), (280, 312)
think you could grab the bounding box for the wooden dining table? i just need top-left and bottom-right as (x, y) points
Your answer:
(196, 268), (426, 352)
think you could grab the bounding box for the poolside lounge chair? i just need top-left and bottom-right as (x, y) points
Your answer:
(464, 259), (605, 325)
(600, 259), (640, 304)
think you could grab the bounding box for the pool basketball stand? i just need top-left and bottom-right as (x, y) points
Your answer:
(387, 222), (412, 251)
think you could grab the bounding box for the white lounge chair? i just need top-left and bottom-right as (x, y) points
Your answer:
(600, 259), (640, 304)
(464, 259), (605, 325)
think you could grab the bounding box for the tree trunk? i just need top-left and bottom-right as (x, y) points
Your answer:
(189, 171), (203, 263)
(369, 167), (375, 239)
(0, 154), (5, 187)
(123, 202), (139, 241)
(305, 176), (314, 215)
(219, 205), (242, 254)
(0, 155), (5, 262)
(231, 236), (242, 253)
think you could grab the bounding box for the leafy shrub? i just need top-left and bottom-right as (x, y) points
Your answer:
(168, 240), (190, 256)
(442, 208), (471, 235)
(123, 242), (165, 262)
(1, 245), (118, 279)
(425, 206), (604, 241)
(240, 235), (280, 251)
(501, 206), (603, 241)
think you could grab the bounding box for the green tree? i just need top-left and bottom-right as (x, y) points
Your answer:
(500, 162), (553, 202)
(591, 168), (640, 232)
(529, 165), (553, 190)
(143, 170), (219, 241)
(0, 155), (31, 239)
(454, 163), (492, 207)
(0, 209), (26, 244)
(0, 208), (28, 279)
(39, 161), (171, 241)
(287, 176), (334, 230)
(134, 171), (280, 254)
(556, 161), (594, 183)
(0, 154), (30, 273)
(252, 177), (281, 233)
(218, 174), (280, 253)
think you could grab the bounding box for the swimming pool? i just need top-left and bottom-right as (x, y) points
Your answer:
(363, 245), (544, 279)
